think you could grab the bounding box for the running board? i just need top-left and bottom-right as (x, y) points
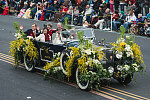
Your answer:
(35, 66), (62, 72)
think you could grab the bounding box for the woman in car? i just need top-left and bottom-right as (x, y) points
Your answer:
(36, 27), (51, 42)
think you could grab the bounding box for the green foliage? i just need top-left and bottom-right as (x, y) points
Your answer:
(14, 22), (20, 34)
(120, 25), (126, 39)
(77, 31), (84, 45)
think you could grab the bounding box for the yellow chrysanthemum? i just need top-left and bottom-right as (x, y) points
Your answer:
(120, 42), (126, 47)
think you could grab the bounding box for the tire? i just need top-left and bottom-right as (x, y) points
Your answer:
(60, 50), (70, 75)
(76, 67), (90, 90)
(24, 53), (35, 72)
(117, 74), (133, 85)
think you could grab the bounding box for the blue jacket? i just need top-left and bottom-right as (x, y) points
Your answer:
(147, 13), (150, 18)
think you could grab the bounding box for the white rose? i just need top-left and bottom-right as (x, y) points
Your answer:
(116, 52), (123, 59)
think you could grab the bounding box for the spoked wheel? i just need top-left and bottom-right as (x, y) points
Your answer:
(24, 53), (35, 72)
(60, 50), (70, 75)
(117, 74), (133, 85)
(76, 67), (90, 90)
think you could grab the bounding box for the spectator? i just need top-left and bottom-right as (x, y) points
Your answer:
(120, 0), (125, 12)
(94, 6), (104, 30)
(30, 3), (37, 19)
(123, 10), (136, 32)
(134, 2), (141, 18)
(103, 8), (111, 31)
(114, 0), (119, 11)
(61, 6), (73, 23)
(112, 11), (126, 30)
(60, 5), (68, 12)
(83, 4), (92, 23)
(146, 10), (150, 18)
(73, 6), (79, 17)
(79, 0), (87, 12)
(43, 3), (54, 21)
(110, 0), (114, 13)
(93, 0), (101, 13)
(53, 0), (59, 11)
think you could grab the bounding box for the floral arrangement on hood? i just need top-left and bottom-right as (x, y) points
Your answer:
(111, 26), (145, 77)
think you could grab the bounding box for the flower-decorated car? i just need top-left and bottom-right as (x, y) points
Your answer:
(10, 23), (145, 90)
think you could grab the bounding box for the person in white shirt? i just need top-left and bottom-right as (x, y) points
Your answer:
(83, 5), (92, 23)
(36, 28), (51, 42)
(123, 10), (137, 32)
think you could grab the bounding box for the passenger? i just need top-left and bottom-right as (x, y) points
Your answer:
(21, 23), (41, 38)
(36, 27), (51, 42)
(53, 23), (65, 44)
(47, 23), (55, 40)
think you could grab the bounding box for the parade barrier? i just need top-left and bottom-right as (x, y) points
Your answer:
(1, 5), (149, 36)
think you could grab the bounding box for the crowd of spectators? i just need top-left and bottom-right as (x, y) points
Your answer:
(0, 0), (150, 33)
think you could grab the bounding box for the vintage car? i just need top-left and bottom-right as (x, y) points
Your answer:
(23, 28), (133, 90)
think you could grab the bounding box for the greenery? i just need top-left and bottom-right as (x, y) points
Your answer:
(9, 22), (38, 67)
(110, 26), (146, 78)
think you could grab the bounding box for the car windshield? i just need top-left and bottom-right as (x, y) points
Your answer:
(63, 28), (94, 40)
(52, 28), (94, 44)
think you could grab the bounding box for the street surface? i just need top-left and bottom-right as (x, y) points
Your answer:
(0, 15), (150, 100)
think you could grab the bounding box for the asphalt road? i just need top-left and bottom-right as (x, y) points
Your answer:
(0, 15), (150, 100)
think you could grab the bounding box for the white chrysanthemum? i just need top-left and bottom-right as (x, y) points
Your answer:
(124, 65), (130, 71)
(93, 59), (101, 64)
(116, 52), (123, 59)
(117, 65), (123, 71)
(83, 49), (91, 55)
(132, 63), (137, 67)
(125, 44), (131, 51)
(126, 35), (130, 39)
(116, 38), (125, 44)
(134, 67), (138, 71)
(14, 33), (21, 39)
(126, 51), (133, 57)
(86, 62), (89, 66)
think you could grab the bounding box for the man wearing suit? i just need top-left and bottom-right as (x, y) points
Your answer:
(24, 24), (41, 38)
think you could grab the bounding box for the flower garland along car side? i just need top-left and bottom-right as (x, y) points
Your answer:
(111, 26), (146, 85)
(9, 22), (38, 70)
(55, 31), (114, 90)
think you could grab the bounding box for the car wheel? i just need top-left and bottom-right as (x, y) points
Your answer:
(60, 50), (70, 75)
(24, 53), (35, 72)
(76, 67), (90, 90)
(117, 74), (133, 85)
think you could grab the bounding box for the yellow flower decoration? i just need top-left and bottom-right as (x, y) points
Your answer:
(120, 42), (126, 47)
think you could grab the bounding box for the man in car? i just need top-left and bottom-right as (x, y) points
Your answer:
(20, 23), (41, 38)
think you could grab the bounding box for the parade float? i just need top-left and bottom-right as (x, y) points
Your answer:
(10, 23), (145, 90)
